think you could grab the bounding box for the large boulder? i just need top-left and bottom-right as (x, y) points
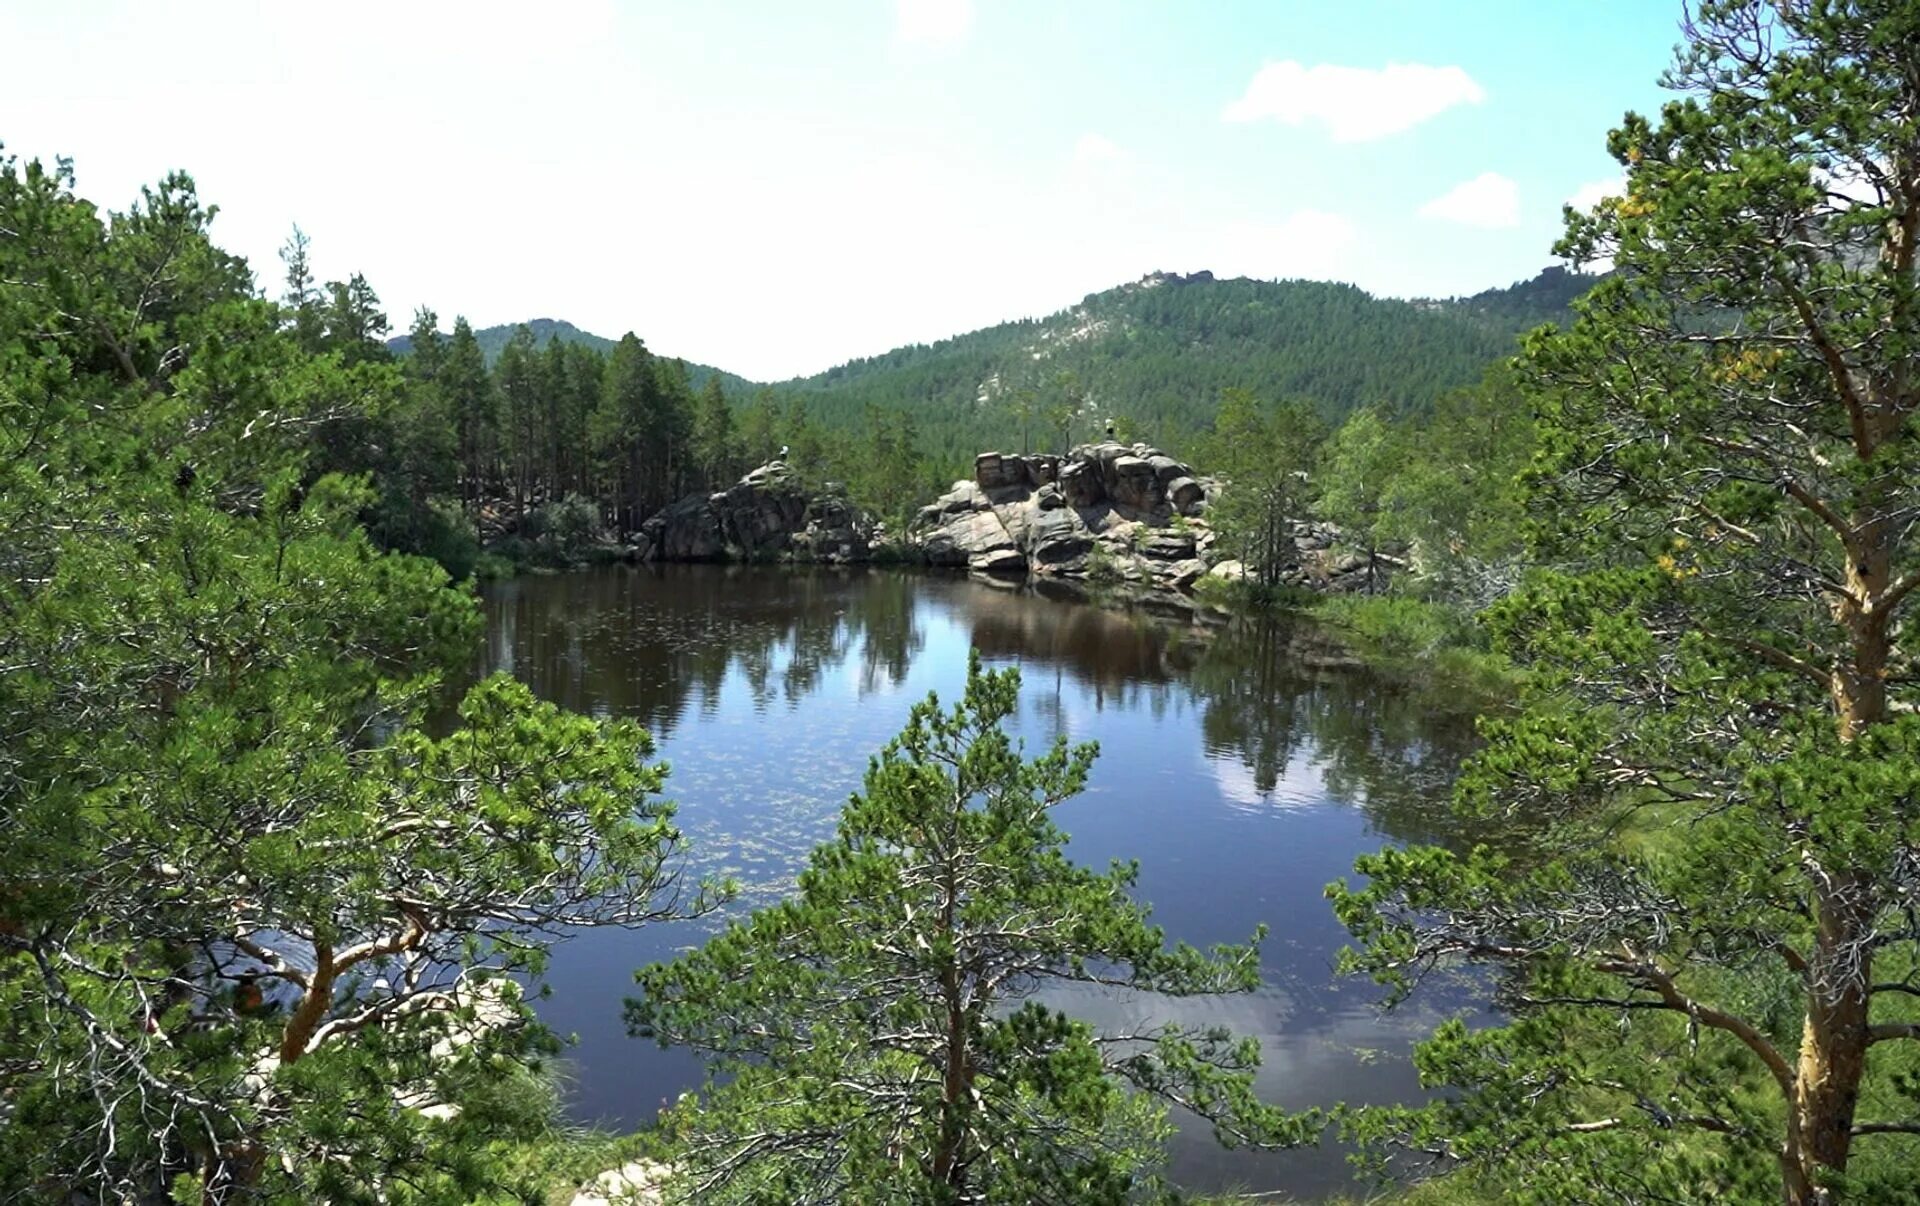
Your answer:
(636, 462), (880, 564)
(919, 507), (1021, 572)
(1107, 456), (1161, 511)
(1059, 460), (1104, 508)
(1147, 454), (1187, 485)
(1137, 528), (1197, 561)
(909, 442), (1223, 590)
(1027, 507), (1096, 570)
(974, 452), (1029, 492)
(1166, 476), (1205, 512)
(638, 494), (725, 561)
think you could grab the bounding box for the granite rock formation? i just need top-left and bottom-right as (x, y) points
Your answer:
(909, 443), (1217, 589)
(635, 462), (880, 564)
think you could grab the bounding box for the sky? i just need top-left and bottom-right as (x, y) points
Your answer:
(1, 1), (1684, 381)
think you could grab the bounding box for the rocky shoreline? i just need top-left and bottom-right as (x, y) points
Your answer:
(621, 445), (1385, 596)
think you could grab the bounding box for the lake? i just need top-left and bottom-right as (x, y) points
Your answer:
(479, 563), (1486, 1200)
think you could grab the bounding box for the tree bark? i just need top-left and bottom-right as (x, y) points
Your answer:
(1783, 515), (1892, 1202)
(277, 942), (334, 1067)
(1782, 879), (1871, 1204)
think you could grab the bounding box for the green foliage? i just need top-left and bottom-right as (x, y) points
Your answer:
(1198, 388), (1327, 589)
(780, 271), (1590, 468)
(627, 655), (1310, 1203)
(1377, 368), (1535, 598)
(1328, 5), (1920, 1201)
(517, 494), (608, 568)
(389, 316), (750, 396)
(1315, 405), (1407, 594)
(0, 148), (707, 1201)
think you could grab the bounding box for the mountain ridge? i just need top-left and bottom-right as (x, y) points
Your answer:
(402, 267), (1595, 459)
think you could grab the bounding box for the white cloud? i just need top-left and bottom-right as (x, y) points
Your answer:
(1566, 175), (1626, 211)
(894, 0), (973, 45)
(1071, 133), (1126, 166)
(1419, 172), (1520, 229)
(1222, 61), (1484, 142)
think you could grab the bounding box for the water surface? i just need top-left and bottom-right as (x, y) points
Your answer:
(480, 564), (1484, 1199)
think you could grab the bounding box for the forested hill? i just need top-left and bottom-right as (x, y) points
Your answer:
(388, 317), (754, 394)
(383, 266), (1595, 471)
(771, 266), (1597, 460)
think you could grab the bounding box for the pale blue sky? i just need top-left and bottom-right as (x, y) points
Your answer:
(2, 1), (1682, 379)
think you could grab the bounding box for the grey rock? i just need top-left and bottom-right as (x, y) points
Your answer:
(1138, 529), (1197, 560)
(1059, 461), (1104, 508)
(920, 508), (1017, 568)
(1028, 507), (1095, 567)
(907, 443), (1236, 594)
(636, 462), (880, 564)
(975, 452), (1029, 491)
(1147, 455), (1186, 485)
(970, 546), (1028, 575)
(1158, 558), (1207, 589)
(1108, 456), (1160, 510)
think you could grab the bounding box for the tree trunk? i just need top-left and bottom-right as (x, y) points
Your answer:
(1782, 886), (1870, 1204)
(1781, 521), (1893, 1201)
(930, 822), (972, 1193)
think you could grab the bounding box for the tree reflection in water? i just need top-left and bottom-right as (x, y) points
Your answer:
(474, 565), (1496, 1200)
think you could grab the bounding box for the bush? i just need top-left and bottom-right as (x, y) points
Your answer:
(367, 493), (482, 580)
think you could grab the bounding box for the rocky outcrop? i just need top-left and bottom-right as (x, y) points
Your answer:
(634, 462), (881, 564)
(910, 443), (1218, 590)
(911, 445), (1390, 595)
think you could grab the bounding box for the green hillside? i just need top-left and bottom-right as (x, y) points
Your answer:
(773, 267), (1595, 461)
(390, 268), (1594, 468)
(388, 317), (754, 395)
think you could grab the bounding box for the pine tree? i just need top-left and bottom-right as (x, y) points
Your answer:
(691, 375), (735, 490)
(442, 316), (496, 515)
(1332, 5), (1920, 1199)
(629, 656), (1307, 1203)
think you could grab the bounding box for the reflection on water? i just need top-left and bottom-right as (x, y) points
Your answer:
(479, 564), (1485, 1201)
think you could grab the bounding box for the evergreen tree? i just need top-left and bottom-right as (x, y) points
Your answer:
(277, 223), (324, 353)
(560, 340), (605, 499)
(495, 323), (542, 518)
(1198, 389), (1327, 589)
(737, 388), (781, 469)
(691, 374), (735, 490)
(320, 272), (390, 364)
(595, 334), (661, 531)
(653, 357), (698, 504)
(628, 656), (1306, 1203)
(0, 152), (708, 1201)
(442, 316), (496, 515)
(1331, 5), (1920, 1200)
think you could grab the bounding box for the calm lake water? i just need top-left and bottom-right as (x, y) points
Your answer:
(479, 564), (1486, 1200)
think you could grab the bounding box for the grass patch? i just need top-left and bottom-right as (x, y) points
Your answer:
(1309, 594), (1518, 707)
